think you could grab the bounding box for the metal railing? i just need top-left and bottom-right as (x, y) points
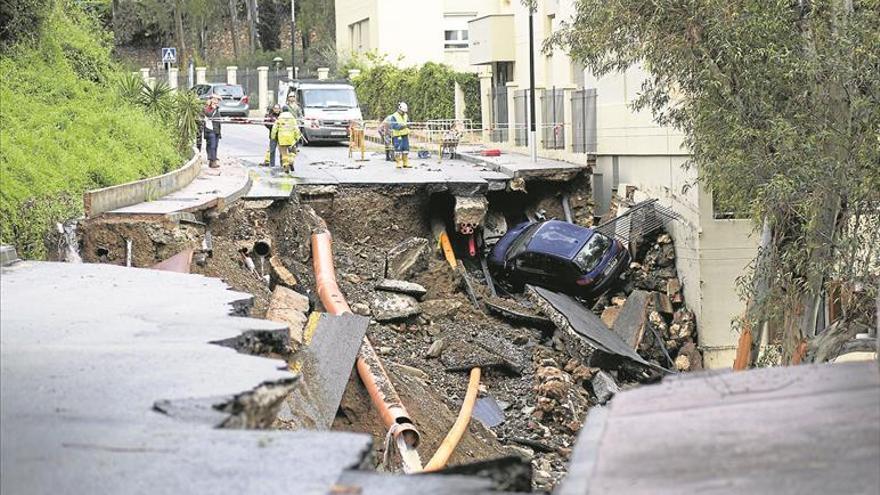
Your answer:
(541, 87), (565, 150)
(513, 89), (530, 146)
(490, 85), (509, 143)
(571, 88), (597, 153)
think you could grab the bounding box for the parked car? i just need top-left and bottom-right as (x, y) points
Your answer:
(488, 220), (631, 296)
(191, 83), (250, 117)
(277, 79), (363, 144)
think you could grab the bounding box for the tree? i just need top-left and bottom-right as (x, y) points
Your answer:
(226, 0), (240, 59)
(549, 0), (880, 362)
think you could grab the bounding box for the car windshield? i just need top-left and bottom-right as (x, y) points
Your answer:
(301, 88), (358, 108)
(573, 233), (613, 272)
(506, 223), (543, 262)
(213, 85), (243, 98)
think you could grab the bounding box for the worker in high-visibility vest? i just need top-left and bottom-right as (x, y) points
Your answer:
(389, 102), (411, 168)
(270, 106), (302, 174)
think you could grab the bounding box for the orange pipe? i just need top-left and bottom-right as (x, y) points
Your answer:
(439, 231), (457, 270)
(423, 367), (481, 472)
(312, 232), (352, 315)
(311, 231), (420, 449)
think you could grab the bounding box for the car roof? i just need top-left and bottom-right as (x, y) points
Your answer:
(525, 220), (595, 260)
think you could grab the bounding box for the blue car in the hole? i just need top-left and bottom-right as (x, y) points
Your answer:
(487, 220), (631, 296)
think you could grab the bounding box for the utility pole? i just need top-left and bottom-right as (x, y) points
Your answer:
(528, 4), (537, 163)
(290, 0), (296, 78)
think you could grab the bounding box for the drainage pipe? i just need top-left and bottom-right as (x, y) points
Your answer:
(311, 231), (422, 454)
(252, 239), (272, 258)
(423, 367), (481, 472)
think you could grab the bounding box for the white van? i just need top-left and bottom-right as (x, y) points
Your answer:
(277, 79), (363, 144)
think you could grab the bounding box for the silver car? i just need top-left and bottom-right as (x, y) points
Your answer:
(192, 83), (250, 117)
(277, 80), (363, 143)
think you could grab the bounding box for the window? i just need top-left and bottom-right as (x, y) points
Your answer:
(573, 233), (613, 272)
(443, 13), (475, 50)
(516, 252), (571, 277)
(349, 18), (369, 53)
(212, 85), (244, 98)
(444, 29), (468, 49)
(301, 88), (359, 109)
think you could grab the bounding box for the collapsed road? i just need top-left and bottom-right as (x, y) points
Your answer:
(19, 120), (858, 493)
(50, 121), (709, 492)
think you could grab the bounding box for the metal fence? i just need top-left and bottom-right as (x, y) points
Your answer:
(513, 89), (530, 146)
(571, 88), (597, 153)
(541, 87), (565, 150)
(490, 84), (509, 143)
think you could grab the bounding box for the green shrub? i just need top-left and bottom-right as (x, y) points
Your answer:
(342, 53), (481, 124)
(0, 1), (182, 259)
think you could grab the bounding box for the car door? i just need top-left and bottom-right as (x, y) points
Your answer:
(514, 252), (567, 289)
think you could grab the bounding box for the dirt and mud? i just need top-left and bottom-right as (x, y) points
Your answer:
(76, 174), (701, 493)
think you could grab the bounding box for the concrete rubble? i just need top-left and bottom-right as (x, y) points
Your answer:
(376, 278), (428, 300)
(371, 291), (422, 322)
(385, 237), (430, 280)
(265, 285), (310, 348)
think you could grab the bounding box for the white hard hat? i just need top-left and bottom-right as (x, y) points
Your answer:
(398, 102), (408, 113)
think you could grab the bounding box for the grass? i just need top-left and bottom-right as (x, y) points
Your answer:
(0, 3), (183, 259)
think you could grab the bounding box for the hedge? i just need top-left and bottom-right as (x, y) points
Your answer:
(342, 55), (481, 124)
(0, 1), (182, 259)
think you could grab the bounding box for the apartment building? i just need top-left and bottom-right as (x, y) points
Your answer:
(334, 0), (498, 72)
(469, 0), (758, 368)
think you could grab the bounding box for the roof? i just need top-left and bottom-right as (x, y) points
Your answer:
(558, 361), (880, 495)
(525, 220), (593, 260)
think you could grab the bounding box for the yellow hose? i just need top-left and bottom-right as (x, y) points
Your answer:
(423, 367), (481, 472)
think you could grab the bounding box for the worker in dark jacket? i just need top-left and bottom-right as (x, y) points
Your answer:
(263, 104), (282, 166)
(200, 94), (222, 168)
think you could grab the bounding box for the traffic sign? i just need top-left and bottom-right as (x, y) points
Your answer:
(161, 47), (177, 64)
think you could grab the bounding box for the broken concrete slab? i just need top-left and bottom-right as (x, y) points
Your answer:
(441, 336), (523, 375)
(266, 285), (310, 347)
(385, 237), (430, 280)
(454, 195), (488, 233)
(590, 371), (620, 405)
(371, 292), (422, 322)
(611, 290), (651, 350)
(278, 312), (369, 431)
(484, 297), (554, 329)
(559, 362), (880, 495)
(376, 279), (428, 300)
(528, 286), (657, 371)
(0, 260), (374, 494)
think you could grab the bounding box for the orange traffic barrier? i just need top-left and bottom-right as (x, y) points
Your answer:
(423, 367), (481, 472)
(311, 231), (421, 451)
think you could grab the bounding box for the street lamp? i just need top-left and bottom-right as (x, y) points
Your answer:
(528, 3), (537, 163)
(290, 0), (296, 78)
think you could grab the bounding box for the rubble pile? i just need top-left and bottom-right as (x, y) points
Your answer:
(594, 232), (702, 372)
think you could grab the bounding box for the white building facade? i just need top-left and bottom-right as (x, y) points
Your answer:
(334, 0), (499, 72)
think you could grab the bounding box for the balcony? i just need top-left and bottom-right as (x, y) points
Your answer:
(468, 14), (515, 65)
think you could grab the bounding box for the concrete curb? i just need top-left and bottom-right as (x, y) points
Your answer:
(83, 150), (200, 218)
(0, 245), (19, 266)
